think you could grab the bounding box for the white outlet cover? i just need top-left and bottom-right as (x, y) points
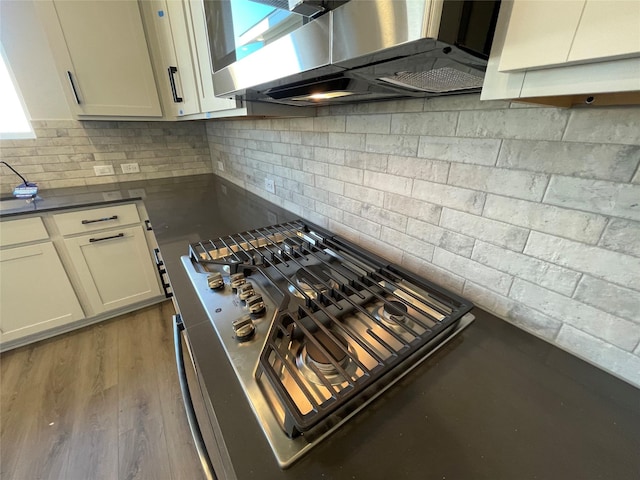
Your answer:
(217, 161), (224, 171)
(265, 178), (275, 194)
(121, 163), (140, 174)
(94, 165), (115, 176)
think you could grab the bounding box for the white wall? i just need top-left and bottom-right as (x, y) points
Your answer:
(0, 0), (71, 120)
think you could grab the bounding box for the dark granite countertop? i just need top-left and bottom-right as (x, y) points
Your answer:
(6, 175), (639, 479)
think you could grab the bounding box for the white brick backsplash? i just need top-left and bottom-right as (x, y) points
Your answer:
(510, 279), (640, 351)
(563, 107), (640, 145)
(387, 155), (449, 183)
(440, 209), (529, 251)
(346, 114), (391, 134)
(344, 184), (384, 207)
(358, 233), (404, 264)
(304, 184), (329, 203)
(457, 108), (569, 140)
(412, 180), (485, 214)
(344, 151), (388, 172)
(498, 140), (640, 182)
(574, 276), (640, 323)
(315, 200), (344, 222)
(331, 98), (423, 115)
(556, 326), (640, 387)
(402, 255), (465, 294)
(417, 136), (501, 166)
(289, 117), (314, 131)
(343, 211), (381, 238)
(314, 147), (345, 164)
(525, 232), (640, 291)
(313, 115), (346, 132)
(406, 218), (475, 257)
(390, 112), (458, 136)
(302, 133), (329, 147)
(599, 219), (640, 258)
(381, 227), (435, 262)
(544, 176), (640, 221)
(424, 93), (511, 111)
(384, 193), (441, 225)
(328, 194), (362, 215)
(365, 134), (419, 156)
(448, 164), (548, 201)
(463, 282), (562, 340)
(328, 132), (365, 151)
(327, 164), (363, 184)
(362, 205), (407, 231)
(433, 248), (513, 295)
(471, 241), (581, 296)
(315, 176), (344, 195)
(482, 195), (607, 244)
(364, 171), (413, 195)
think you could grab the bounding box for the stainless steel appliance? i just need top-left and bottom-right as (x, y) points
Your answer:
(180, 219), (474, 469)
(203, 0), (501, 105)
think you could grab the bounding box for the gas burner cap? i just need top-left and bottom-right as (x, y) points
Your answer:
(289, 265), (337, 299)
(296, 330), (358, 386)
(373, 300), (410, 329)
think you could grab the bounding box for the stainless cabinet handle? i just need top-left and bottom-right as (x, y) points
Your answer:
(168, 66), (183, 103)
(173, 315), (217, 480)
(66, 71), (81, 104)
(82, 215), (118, 225)
(89, 232), (125, 243)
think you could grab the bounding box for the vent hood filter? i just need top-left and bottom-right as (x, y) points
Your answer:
(379, 67), (484, 93)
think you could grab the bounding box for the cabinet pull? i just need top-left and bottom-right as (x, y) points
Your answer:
(168, 66), (183, 103)
(66, 71), (81, 104)
(81, 215), (118, 225)
(145, 219), (153, 231)
(154, 248), (172, 298)
(89, 232), (125, 243)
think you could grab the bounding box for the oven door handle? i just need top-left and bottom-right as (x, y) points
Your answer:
(173, 314), (217, 480)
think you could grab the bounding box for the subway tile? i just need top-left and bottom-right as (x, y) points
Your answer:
(498, 140), (640, 182)
(574, 275), (640, 323)
(448, 163), (548, 201)
(482, 195), (607, 244)
(315, 176), (344, 195)
(327, 164), (364, 184)
(462, 282), (561, 341)
(412, 179), (485, 214)
(387, 155), (449, 183)
(383, 193), (442, 225)
(390, 111), (458, 136)
(433, 248), (513, 295)
(346, 114), (391, 134)
(556, 325), (640, 387)
(328, 132), (366, 151)
(457, 108), (569, 140)
(544, 176), (640, 222)
(344, 184), (384, 207)
(315, 200), (344, 222)
(362, 205), (408, 231)
(331, 98), (423, 115)
(313, 115), (346, 132)
(525, 232), (640, 290)
(301, 132), (329, 147)
(381, 227), (435, 262)
(363, 171), (413, 195)
(328, 194), (362, 215)
(406, 218), (476, 257)
(401, 255), (465, 294)
(424, 93), (510, 111)
(563, 107), (640, 145)
(344, 151), (388, 172)
(314, 147), (345, 164)
(598, 219), (640, 258)
(289, 117), (314, 131)
(510, 279), (640, 351)
(365, 134), (419, 156)
(417, 136), (501, 166)
(343, 211), (381, 238)
(358, 233), (404, 264)
(440, 208), (529, 251)
(471, 241), (580, 296)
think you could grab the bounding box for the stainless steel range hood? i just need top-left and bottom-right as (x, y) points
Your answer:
(207, 0), (501, 106)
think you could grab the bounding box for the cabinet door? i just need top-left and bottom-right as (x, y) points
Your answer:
(64, 225), (161, 315)
(0, 242), (84, 343)
(569, 0), (640, 63)
(42, 0), (162, 117)
(184, 0), (239, 113)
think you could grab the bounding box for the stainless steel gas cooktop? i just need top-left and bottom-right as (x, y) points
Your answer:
(181, 220), (474, 467)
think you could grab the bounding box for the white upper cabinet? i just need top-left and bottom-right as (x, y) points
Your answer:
(482, 0), (640, 105)
(38, 0), (162, 117)
(499, 0), (640, 72)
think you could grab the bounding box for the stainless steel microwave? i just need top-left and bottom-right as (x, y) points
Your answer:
(203, 0), (501, 105)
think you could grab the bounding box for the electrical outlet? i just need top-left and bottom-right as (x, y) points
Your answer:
(267, 211), (278, 224)
(217, 161), (224, 171)
(265, 178), (275, 194)
(121, 163), (140, 174)
(94, 165), (115, 176)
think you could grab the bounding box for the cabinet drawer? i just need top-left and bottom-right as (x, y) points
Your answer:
(53, 203), (140, 235)
(0, 217), (49, 247)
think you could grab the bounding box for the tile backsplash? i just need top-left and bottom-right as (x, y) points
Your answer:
(207, 94), (640, 386)
(0, 120), (211, 195)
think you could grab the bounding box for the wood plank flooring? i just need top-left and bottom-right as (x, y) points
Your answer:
(0, 301), (205, 480)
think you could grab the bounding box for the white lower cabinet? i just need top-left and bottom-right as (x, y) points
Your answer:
(63, 224), (161, 315)
(0, 242), (84, 343)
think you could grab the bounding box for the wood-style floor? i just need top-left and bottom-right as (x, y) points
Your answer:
(0, 301), (205, 480)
